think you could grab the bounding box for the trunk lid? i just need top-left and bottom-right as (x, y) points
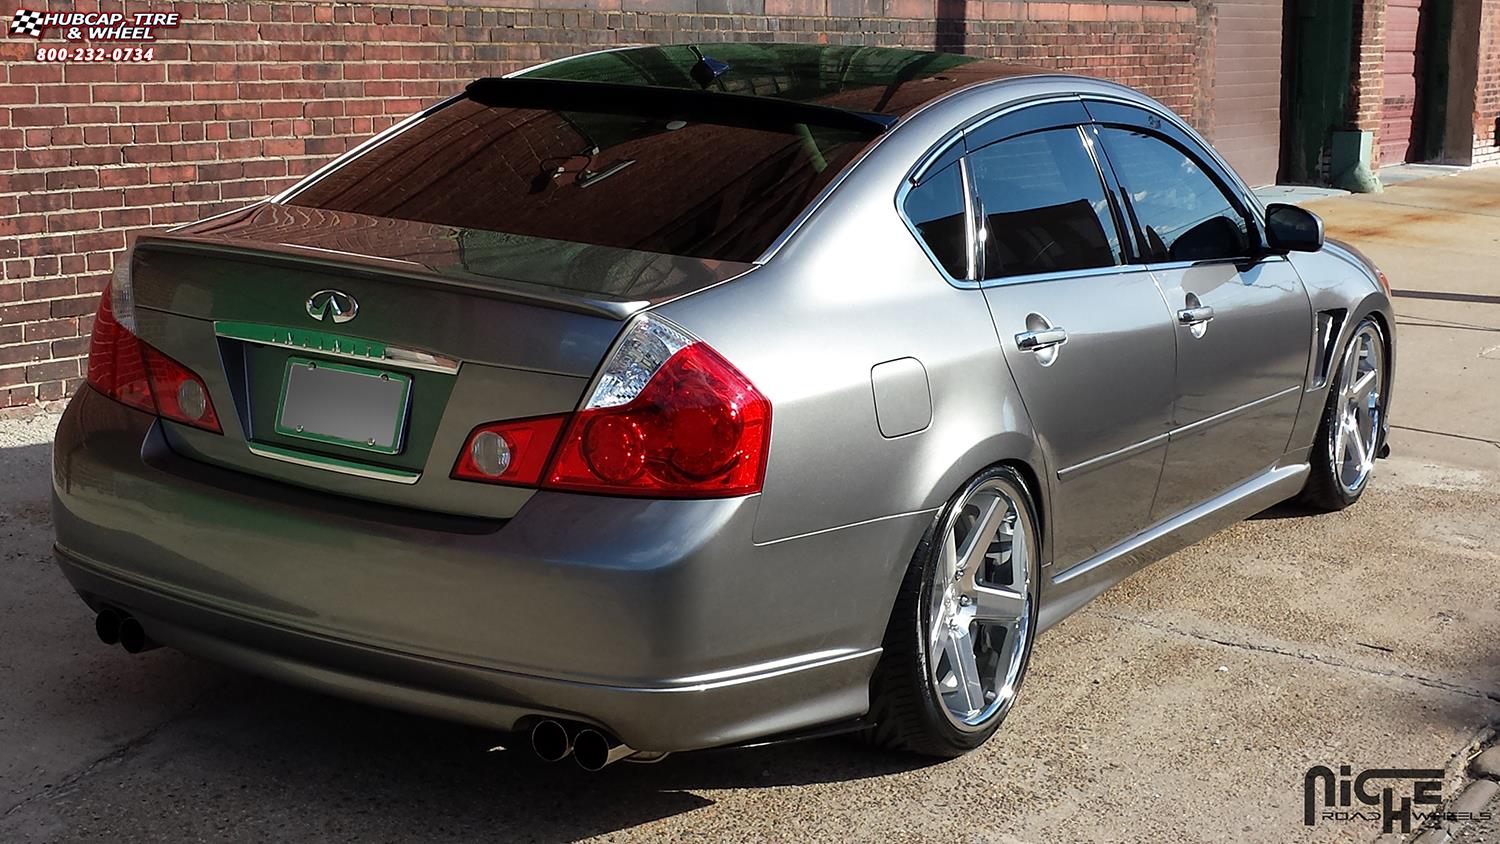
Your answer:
(130, 203), (754, 518)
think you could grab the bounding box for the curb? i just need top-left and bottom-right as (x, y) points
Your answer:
(1409, 743), (1500, 844)
(1472, 747), (1500, 780)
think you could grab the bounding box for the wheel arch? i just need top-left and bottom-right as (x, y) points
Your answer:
(1355, 304), (1396, 447)
(921, 431), (1052, 567)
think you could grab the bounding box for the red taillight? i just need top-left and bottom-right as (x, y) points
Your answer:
(86, 285), (154, 414)
(451, 315), (772, 498)
(86, 283), (222, 433)
(545, 342), (770, 498)
(451, 414), (568, 486)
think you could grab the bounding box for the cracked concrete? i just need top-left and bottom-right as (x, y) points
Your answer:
(1096, 611), (1500, 705)
(1, 170), (1498, 842)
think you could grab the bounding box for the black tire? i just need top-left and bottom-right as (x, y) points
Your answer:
(863, 465), (1040, 757)
(1299, 317), (1386, 512)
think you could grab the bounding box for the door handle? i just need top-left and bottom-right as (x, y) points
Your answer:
(1015, 327), (1068, 352)
(1177, 305), (1215, 325)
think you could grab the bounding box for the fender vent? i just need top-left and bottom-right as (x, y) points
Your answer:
(1311, 309), (1347, 389)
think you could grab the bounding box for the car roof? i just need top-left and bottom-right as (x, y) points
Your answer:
(512, 44), (1066, 120)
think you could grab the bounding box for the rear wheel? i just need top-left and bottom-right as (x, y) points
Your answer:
(1300, 318), (1387, 511)
(865, 466), (1040, 757)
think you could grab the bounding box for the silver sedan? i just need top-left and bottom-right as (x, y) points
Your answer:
(52, 43), (1393, 767)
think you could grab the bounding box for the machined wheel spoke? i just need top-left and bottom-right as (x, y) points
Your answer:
(1346, 417), (1370, 468)
(1347, 368), (1376, 402)
(991, 624), (1020, 682)
(938, 530), (960, 585)
(943, 626), (984, 713)
(1337, 414), (1359, 462)
(970, 584), (1026, 623)
(1359, 393), (1380, 435)
(958, 495), (1006, 572)
(929, 602), (950, 653)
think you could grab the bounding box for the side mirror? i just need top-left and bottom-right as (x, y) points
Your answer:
(1265, 203), (1325, 253)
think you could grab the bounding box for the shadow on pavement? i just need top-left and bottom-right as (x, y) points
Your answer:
(1248, 499), (1324, 521)
(1391, 289), (1500, 306)
(9, 662), (936, 841)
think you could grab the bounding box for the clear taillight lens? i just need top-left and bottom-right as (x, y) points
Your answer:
(111, 249), (137, 333)
(543, 315), (771, 498)
(86, 282), (222, 433)
(583, 314), (693, 408)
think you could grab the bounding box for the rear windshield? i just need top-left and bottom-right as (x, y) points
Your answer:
(286, 92), (874, 263)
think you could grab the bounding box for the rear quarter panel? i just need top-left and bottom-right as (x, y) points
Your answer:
(653, 92), (1049, 554)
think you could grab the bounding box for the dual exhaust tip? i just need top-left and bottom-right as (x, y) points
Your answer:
(95, 607), (159, 654)
(529, 719), (655, 771)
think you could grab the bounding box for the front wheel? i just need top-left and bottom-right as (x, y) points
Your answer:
(1300, 317), (1388, 511)
(864, 466), (1040, 757)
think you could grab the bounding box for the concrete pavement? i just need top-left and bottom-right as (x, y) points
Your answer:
(1, 169), (1498, 843)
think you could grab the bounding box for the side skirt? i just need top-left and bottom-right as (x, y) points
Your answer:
(1037, 463), (1310, 631)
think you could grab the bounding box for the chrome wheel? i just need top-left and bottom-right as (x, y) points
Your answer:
(926, 479), (1033, 731)
(1331, 322), (1385, 495)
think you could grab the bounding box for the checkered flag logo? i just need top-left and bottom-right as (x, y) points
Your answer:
(10, 9), (44, 37)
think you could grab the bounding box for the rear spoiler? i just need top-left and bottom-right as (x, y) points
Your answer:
(464, 76), (898, 136)
(134, 232), (650, 321)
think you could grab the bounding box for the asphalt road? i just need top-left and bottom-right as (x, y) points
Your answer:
(2, 169), (1498, 843)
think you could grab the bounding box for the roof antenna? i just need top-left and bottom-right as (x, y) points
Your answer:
(688, 46), (730, 89)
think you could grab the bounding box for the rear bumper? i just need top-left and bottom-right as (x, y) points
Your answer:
(51, 387), (920, 751)
(54, 544), (877, 751)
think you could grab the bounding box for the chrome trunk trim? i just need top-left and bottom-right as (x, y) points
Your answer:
(215, 322), (462, 375)
(247, 443), (422, 485)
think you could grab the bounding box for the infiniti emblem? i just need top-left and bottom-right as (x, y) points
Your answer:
(306, 289), (358, 324)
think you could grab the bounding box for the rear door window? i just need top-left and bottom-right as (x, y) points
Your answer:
(285, 95), (875, 264)
(968, 128), (1123, 280)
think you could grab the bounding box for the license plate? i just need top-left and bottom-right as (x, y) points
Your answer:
(275, 357), (411, 454)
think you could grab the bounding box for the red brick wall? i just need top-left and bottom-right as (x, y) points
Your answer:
(1348, 0), (1388, 167)
(1476, 0), (1500, 165)
(0, 0), (1206, 411)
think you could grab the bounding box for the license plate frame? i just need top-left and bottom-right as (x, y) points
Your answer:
(274, 357), (412, 455)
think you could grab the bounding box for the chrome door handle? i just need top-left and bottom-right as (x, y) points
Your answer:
(1177, 305), (1215, 325)
(1015, 327), (1068, 352)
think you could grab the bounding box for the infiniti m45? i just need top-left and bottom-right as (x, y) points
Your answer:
(52, 44), (1394, 765)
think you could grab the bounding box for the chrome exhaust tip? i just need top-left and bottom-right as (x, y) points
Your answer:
(529, 719), (573, 763)
(572, 728), (635, 772)
(95, 608), (123, 646)
(117, 616), (159, 654)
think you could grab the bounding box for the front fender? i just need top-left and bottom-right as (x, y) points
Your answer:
(1286, 245), (1397, 456)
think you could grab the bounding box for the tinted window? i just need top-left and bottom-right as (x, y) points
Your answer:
(287, 97), (873, 263)
(969, 128), (1122, 280)
(902, 161), (969, 279)
(1097, 128), (1251, 262)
